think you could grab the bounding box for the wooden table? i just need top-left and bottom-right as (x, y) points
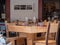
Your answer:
(7, 23), (48, 45)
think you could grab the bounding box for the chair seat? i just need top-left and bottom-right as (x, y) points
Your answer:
(34, 40), (56, 44)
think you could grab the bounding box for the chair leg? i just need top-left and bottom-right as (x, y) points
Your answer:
(6, 31), (9, 37)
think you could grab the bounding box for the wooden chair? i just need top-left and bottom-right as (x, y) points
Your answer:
(5, 23), (19, 37)
(6, 23), (26, 45)
(7, 42), (12, 45)
(34, 22), (59, 45)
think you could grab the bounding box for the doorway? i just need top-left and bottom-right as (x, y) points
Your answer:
(42, 0), (60, 21)
(0, 0), (5, 22)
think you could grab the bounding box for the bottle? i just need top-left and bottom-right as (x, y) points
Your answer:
(16, 20), (19, 25)
(33, 16), (36, 24)
(25, 17), (28, 25)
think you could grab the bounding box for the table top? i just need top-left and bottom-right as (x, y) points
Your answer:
(7, 23), (48, 33)
(7, 22), (58, 33)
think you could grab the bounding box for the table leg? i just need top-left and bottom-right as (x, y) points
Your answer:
(11, 40), (15, 45)
(27, 33), (35, 45)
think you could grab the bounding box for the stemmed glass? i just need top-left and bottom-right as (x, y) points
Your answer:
(48, 17), (50, 21)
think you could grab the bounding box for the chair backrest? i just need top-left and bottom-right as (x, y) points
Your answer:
(49, 23), (59, 33)
(45, 22), (59, 45)
(5, 23), (14, 37)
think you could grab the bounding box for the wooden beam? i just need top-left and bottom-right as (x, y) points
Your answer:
(6, 0), (10, 22)
(38, 0), (42, 21)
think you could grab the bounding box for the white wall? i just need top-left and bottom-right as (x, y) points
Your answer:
(10, 0), (38, 21)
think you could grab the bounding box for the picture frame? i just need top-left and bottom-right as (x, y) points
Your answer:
(14, 5), (32, 10)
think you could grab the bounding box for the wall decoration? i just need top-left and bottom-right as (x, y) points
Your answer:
(20, 5), (26, 10)
(27, 5), (32, 10)
(14, 5), (32, 10)
(14, 5), (20, 10)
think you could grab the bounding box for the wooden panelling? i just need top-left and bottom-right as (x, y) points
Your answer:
(38, 0), (42, 20)
(6, 0), (10, 22)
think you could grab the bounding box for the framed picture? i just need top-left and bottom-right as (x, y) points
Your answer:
(14, 5), (32, 10)
(14, 5), (20, 10)
(27, 5), (32, 10)
(20, 5), (26, 10)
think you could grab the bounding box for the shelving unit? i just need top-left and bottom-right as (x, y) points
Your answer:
(0, 22), (6, 34)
